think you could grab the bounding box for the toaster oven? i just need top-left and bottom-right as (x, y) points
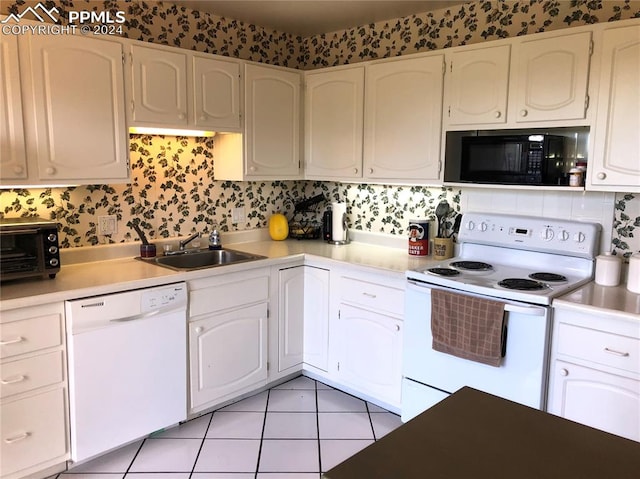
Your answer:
(0, 217), (61, 282)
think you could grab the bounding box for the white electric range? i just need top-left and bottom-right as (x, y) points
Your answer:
(402, 212), (601, 421)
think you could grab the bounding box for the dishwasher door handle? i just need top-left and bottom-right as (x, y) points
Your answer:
(110, 309), (160, 323)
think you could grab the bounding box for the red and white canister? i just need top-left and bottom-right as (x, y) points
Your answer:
(408, 219), (429, 256)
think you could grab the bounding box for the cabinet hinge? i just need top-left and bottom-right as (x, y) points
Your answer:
(267, 308), (270, 319)
(337, 361), (340, 371)
(267, 361), (270, 371)
(450, 61), (453, 73)
(585, 94), (590, 112)
(447, 105), (451, 118)
(438, 159), (443, 175)
(121, 52), (125, 64)
(442, 61), (446, 75)
(338, 310), (341, 319)
(589, 40), (594, 56)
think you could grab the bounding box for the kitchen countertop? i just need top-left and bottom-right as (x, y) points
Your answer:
(323, 386), (640, 479)
(0, 233), (437, 311)
(554, 281), (640, 319)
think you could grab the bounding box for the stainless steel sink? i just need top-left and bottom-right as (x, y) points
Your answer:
(141, 248), (266, 271)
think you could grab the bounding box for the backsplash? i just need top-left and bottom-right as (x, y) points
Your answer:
(1, 0), (639, 257)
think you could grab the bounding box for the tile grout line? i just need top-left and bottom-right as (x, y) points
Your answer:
(315, 379), (323, 477)
(254, 388), (271, 478)
(188, 412), (214, 478)
(122, 438), (146, 477)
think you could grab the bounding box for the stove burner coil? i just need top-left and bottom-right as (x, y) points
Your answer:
(498, 278), (547, 291)
(427, 268), (461, 277)
(529, 272), (567, 282)
(450, 261), (493, 271)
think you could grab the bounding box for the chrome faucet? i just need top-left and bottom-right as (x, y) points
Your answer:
(178, 232), (200, 250)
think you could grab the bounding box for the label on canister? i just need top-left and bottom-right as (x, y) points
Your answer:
(408, 220), (429, 256)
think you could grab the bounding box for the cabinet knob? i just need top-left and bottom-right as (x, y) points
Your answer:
(12, 165), (23, 174)
(520, 109), (528, 117)
(249, 166), (256, 172)
(199, 114), (207, 121)
(195, 327), (203, 334)
(597, 172), (606, 180)
(395, 325), (400, 332)
(353, 168), (358, 174)
(46, 167), (56, 176)
(368, 168), (373, 174)
(178, 112), (186, 120)
(560, 368), (569, 377)
(494, 111), (502, 118)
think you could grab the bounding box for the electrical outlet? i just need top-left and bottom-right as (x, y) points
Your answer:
(98, 215), (117, 235)
(232, 207), (245, 223)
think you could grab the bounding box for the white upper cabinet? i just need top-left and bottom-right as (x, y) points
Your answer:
(244, 64), (301, 178)
(589, 21), (640, 192)
(446, 45), (511, 126)
(192, 55), (241, 130)
(127, 44), (241, 132)
(0, 33), (27, 181)
(20, 32), (129, 184)
(304, 66), (364, 179)
(128, 45), (189, 127)
(445, 30), (592, 129)
(512, 32), (592, 123)
(363, 55), (444, 182)
(214, 63), (302, 180)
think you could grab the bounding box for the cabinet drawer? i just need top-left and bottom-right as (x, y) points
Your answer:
(340, 277), (404, 316)
(190, 275), (269, 317)
(0, 313), (63, 359)
(0, 351), (64, 399)
(1, 388), (68, 477)
(556, 323), (640, 374)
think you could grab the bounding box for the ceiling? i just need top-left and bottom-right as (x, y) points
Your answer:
(172, 1), (469, 36)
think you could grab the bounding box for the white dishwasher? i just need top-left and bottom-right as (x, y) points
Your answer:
(65, 282), (187, 463)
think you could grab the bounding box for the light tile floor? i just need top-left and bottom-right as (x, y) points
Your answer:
(59, 375), (403, 479)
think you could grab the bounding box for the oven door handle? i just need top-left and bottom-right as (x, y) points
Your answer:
(504, 303), (546, 316)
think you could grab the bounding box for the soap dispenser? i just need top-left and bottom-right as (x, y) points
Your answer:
(209, 221), (222, 250)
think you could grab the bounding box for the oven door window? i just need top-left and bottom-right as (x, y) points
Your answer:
(0, 232), (42, 274)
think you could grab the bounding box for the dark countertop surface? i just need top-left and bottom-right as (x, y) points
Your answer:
(323, 387), (640, 479)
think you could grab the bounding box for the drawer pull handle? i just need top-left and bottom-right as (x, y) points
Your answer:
(4, 432), (30, 444)
(362, 292), (377, 299)
(1, 375), (26, 385)
(604, 347), (629, 357)
(0, 337), (23, 346)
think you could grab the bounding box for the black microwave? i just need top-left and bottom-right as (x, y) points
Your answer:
(0, 217), (60, 282)
(445, 134), (569, 186)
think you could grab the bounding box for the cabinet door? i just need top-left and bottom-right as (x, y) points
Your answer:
(590, 24), (640, 191)
(245, 64), (301, 178)
(305, 67), (364, 179)
(364, 55), (444, 181)
(278, 267), (304, 371)
(446, 45), (510, 125)
(549, 360), (640, 441)
(25, 34), (129, 182)
(192, 55), (240, 130)
(0, 33), (27, 181)
(336, 304), (402, 406)
(514, 32), (592, 123)
(303, 266), (330, 372)
(189, 303), (268, 410)
(129, 45), (188, 126)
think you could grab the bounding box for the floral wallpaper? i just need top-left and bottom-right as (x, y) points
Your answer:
(1, 0), (638, 257)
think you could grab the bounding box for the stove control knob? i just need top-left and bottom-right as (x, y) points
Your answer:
(574, 232), (586, 243)
(540, 227), (554, 241)
(466, 220), (475, 231)
(558, 230), (570, 241)
(479, 222), (488, 232)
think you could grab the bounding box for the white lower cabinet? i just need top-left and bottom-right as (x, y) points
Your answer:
(335, 304), (402, 408)
(548, 305), (640, 441)
(0, 303), (68, 479)
(332, 272), (405, 410)
(188, 269), (269, 414)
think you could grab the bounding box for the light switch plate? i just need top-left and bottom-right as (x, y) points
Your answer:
(98, 215), (117, 235)
(232, 207), (245, 223)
